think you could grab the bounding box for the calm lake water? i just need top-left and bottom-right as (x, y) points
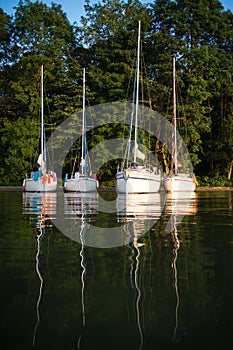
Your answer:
(0, 189), (233, 350)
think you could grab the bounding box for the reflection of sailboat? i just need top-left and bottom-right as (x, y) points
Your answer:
(23, 192), (57, 226)
(165, 191), (198, 221)
(23, 192), (56, 347)
(117, 193), (163, 220)
(164, 191), (198, 341)
(60, 192), (99, 245)
(129, 232), (144, 350)
(64, 68), (98, 193)
(117, 193), (164, 247)
(164, 57), (197, 192)
(116, 21), (161, 194)
(116, 194), (164, 349)
(22, 66), (57, 192)
(77, 210), (88, 349)
(59, 192), (163, 248)
(64, 191), (99, 216)
(170, 214), (180, 341)
(33, 224), (46, 346)
(118, 194), (156, 350)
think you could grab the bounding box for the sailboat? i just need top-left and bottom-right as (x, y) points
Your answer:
(164, 57), (197, 192)
(116, 21), (161, 194)
(64, 68), (98, 192)
(22, 66), (57, 192)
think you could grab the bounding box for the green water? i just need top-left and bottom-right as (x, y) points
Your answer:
(0, 190), (233, 350)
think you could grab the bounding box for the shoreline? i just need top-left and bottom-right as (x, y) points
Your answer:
(0, 186), (233, 192)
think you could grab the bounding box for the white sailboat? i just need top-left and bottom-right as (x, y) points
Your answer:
(116, 21), (161, 194)
(22, 66), (57, 192)
(64, 68), (98, 193)
(164, 57), (197, 192)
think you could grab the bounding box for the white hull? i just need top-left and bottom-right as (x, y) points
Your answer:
(23, 177), (57, 192)
(64, 176), (98, 193)
(116, 169), (161, 194)
(164, 173), (196, 192)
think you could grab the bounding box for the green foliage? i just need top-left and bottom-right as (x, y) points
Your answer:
(1, 116), (39, 184)
(198, 175), (232, 187)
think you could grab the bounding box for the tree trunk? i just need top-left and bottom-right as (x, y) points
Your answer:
(160, 143), (170, 175)
(228, 160), (233, 181)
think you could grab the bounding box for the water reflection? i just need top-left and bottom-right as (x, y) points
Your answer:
(77, 214), (87, 349)
(164, 192), (198, 343)
(22, 192), (57, 227)
(61, 192), (99, 246)
(33, 225), (45, 346)
(20, 190), (202, 348)
(165, 191), (198, 228)
(23, 192), (57, 347)
(115, 193), (163, 349)
(117, 193), (164, 219)
(56, 192), (164, 248)
(128, 232), (145, 350)
(64, 192), (99, 217)
(116, 192), (164, 247)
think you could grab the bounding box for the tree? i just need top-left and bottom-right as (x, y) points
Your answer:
(0, 0), (233, 185)
(147, 0), (233, 179)
(77, 0), (150, 104)
(0, 1), (82, 183)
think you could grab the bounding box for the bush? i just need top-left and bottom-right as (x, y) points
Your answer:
(198, 175), (232, 187)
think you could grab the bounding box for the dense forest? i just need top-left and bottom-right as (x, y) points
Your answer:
(0, 0), (232, 186)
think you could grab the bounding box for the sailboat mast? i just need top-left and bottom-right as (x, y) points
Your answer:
(40, 65), (45, 172)
(134, 20), (141, 163)
(81, 68), (86, 175)
(172, 57), (178, 174)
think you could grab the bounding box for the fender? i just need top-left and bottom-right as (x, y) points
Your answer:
(124, 171), (129, 180)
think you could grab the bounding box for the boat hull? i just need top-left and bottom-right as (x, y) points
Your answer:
(23, 178), (57, 192)
(164, 174), (196, 192)
(64, 176), (98, 193)
(116, 169), (161, 194)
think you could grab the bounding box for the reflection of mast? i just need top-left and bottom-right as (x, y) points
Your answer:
(33, 224), (45, 346)
(134, 238), (143, 350)
(23, 193), (56, 347)
(170, 215), (180, 341)
(129, 222), (145, 350)
(164, 192), (198, 342)
(77, 204), (87, 349)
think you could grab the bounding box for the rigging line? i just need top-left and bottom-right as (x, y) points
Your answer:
(72, 156), (78, 176)
(134, 20), (141, 164)
(177, 82), (188, 141)
(120, 64), (135, 167)
(126, 66), (137, 167)
(141, 52), (154, 169)
(127, 21), (141, 168)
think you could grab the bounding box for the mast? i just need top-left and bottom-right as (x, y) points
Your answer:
(40, 65), (45, 172)
(81, 68), (86, 175)
(134, 20), (140, 163)
(172, 57), (178, 174)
